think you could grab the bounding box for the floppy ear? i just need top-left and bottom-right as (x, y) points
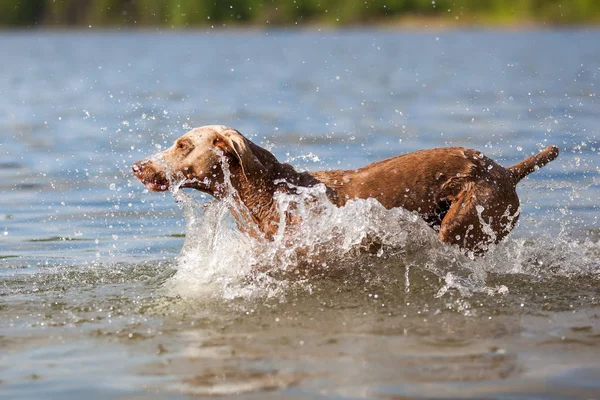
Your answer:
(216, 129), (265, 181)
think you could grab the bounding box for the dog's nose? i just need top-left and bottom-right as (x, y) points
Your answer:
(132, 160), (144, 175)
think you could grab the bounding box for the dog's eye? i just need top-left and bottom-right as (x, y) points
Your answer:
(176, 139), (194, 151)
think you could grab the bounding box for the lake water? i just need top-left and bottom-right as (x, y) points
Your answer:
(1, 29), (600, 399)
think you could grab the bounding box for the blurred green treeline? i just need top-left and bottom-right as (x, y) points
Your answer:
(1, 0), (600, 27)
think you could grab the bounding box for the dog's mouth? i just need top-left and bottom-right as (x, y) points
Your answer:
(136, 174), (170, 192)
(132, 160), (214, 195)
(142, 179), (170, 192)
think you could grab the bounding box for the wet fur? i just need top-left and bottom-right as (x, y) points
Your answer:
(133, 125), (559, 254)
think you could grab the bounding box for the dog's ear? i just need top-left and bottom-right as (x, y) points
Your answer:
(215, 129), (265, 181)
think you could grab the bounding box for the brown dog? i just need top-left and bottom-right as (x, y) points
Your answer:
(132, 125), (558, 254)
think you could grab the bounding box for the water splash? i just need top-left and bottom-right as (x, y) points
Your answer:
(158, 156), (599, 301)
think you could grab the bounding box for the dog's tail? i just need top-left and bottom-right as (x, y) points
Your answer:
(508, 145), (559, 183)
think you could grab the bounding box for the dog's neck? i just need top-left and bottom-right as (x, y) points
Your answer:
(222, 161), (330, 240)
(228, 166), (279, 239)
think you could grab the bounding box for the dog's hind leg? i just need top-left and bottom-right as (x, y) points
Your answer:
(438, 183), (520, 254)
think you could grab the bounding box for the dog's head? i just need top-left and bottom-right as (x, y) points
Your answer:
(132, 125), (266, 195)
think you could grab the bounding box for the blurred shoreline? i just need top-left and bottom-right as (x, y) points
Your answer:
(2, 17), (600, 33)
(2, 1), (600, 30)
